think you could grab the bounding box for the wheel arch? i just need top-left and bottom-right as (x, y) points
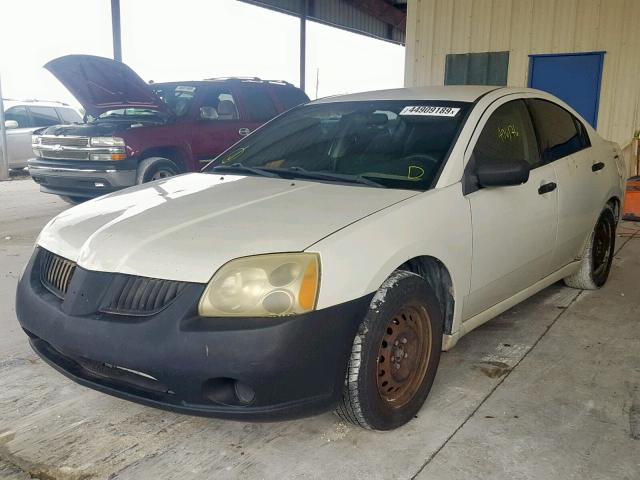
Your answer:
(396, 256), (455, 335)
(138, 146), (188, 172)
(606, 195), (621, 222)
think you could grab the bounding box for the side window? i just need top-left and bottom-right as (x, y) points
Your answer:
(56, 107), (82, 124)
(4, 106), (31, 127)
(28, 106), (61, 127)
(271, 86), (309, 110)
(199, 89), (239, 120)
(528, 99), (589, 162)
(242, 86), (278, 122)
(473, 100), (540, 168)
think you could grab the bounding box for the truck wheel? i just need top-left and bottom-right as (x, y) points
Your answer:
(136, 157), (180, 184)
(336, 270), (442, 430)
(564, 203), (617, 290)
(59, 195), (87, 205)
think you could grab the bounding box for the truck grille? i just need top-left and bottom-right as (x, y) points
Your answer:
(40, 136), (90, 147)
(41, 150), (90, 160)
(101, 275), (189, 316)
(40, 249), (76, 299)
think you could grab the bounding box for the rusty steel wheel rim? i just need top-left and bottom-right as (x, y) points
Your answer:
(376, 304), (432, 408)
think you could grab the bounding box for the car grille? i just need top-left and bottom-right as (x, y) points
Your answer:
(39, 249), (76, 299)
(40, 150), (90, 160)
(40, 136), (90, 147)
(101, 275), (189, 316)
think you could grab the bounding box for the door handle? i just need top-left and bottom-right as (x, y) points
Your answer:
(592, 162), (605, 172)
(238, 128), (251, 136)
(538, 182), (557, 195)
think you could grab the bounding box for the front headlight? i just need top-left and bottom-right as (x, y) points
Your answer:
(90, 136), (126, 147)
(198, 253), (320, 317)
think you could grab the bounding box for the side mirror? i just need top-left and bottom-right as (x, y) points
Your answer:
(4, 120), (19, 129)
(199, 106), (218, 121)
(476, 158), (530, 187)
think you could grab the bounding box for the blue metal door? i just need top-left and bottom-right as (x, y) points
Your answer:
(528, 52), (605, 127)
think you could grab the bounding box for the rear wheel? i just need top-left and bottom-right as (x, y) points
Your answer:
(336, 270), (442, 430)
(564, 204), (616, 290)
(136, 157), (181, 184)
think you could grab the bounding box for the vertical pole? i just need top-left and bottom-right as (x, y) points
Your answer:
(0, 76), (9, 181)
(299, 0), (307, 92)
(111, 0), (122, 62)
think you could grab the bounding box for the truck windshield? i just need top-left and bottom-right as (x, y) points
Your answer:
(206, 100), (470, 191)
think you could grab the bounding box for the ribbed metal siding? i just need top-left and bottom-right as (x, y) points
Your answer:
(239, 0), (406, 44)
(405, 0), (640, 163)
(40, 249), (76, 299)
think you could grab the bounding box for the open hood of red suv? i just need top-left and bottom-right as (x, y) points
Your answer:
(45, 55), (169, 117)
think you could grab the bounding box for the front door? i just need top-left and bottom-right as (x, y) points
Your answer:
(528, 52), (605, 127)
(463, 98), (558, 320)
(188, 86), (245, 165)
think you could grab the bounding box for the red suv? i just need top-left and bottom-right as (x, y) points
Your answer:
(29, 55), (308, 203)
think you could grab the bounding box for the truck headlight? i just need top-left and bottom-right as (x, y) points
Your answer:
(198, 253), (320, 317)
(90, 137), (126, 147)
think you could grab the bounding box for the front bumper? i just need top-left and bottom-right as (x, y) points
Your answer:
(28, 158), (136, 198)
(16, 250), (371, 421)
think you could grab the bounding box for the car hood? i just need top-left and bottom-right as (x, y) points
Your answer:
(45, 55), (168, 117)
(37, 174), (417, 283)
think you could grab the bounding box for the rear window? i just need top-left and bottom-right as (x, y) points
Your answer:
(242, 86), (278, 122)
(527, 99), (590, 162)
(28, 106), (60, 127)
(56, 107), (82, 124)
(271, 85), (309, 110)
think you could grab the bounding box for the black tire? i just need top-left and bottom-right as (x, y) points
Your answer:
(336, 270), (443, 430)
(136, 157), (180, 184)
(58, 195), (87, 205)
(564, 203), (617, 290)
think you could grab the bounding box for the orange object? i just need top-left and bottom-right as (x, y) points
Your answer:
(623, 176), (640, 221)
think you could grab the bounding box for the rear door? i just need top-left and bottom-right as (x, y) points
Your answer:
(236, 83), (280, 136)
(463, 98), (558, 320)
(527, 98), (606, 267)
(188, 86), (245, 166)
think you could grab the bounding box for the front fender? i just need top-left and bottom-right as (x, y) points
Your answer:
(308, 183), (472, 335)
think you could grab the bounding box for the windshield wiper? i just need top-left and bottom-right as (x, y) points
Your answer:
(284, 167), (385, 188)
(211, 163), (282, 178)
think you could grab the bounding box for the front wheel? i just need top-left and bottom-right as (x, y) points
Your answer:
(136, 157), (181, 184)
(564, 204), (617, 290)
(336, 270), (442, 430)
(58, 195), (87, 205)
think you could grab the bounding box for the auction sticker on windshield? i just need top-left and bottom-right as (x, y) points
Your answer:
(399, 106), (460, 117)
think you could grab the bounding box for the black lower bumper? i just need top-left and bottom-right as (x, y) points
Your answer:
(16, 250), (371, 421)
(28, 158), (137, 199)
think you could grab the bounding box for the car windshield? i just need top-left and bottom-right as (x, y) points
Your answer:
(153, 84), (197, 117)
(94, 84), (198, 121)
(206, 100), (470, 191)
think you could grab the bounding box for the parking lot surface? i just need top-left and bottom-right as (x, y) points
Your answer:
(1, 179), (639, 480)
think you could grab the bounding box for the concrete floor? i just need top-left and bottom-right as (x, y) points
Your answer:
(1, 178), (639, 480)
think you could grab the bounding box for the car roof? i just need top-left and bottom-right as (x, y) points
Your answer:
(310, 86), (533, 104)
(152, 79), (300, 89)
(3, 99), (75, 109)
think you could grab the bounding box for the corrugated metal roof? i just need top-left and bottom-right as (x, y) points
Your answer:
(238, 0), (406, 44)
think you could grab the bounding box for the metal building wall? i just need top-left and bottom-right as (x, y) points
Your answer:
(404, 0), (640, 152)
(240, 0), (406, 43)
